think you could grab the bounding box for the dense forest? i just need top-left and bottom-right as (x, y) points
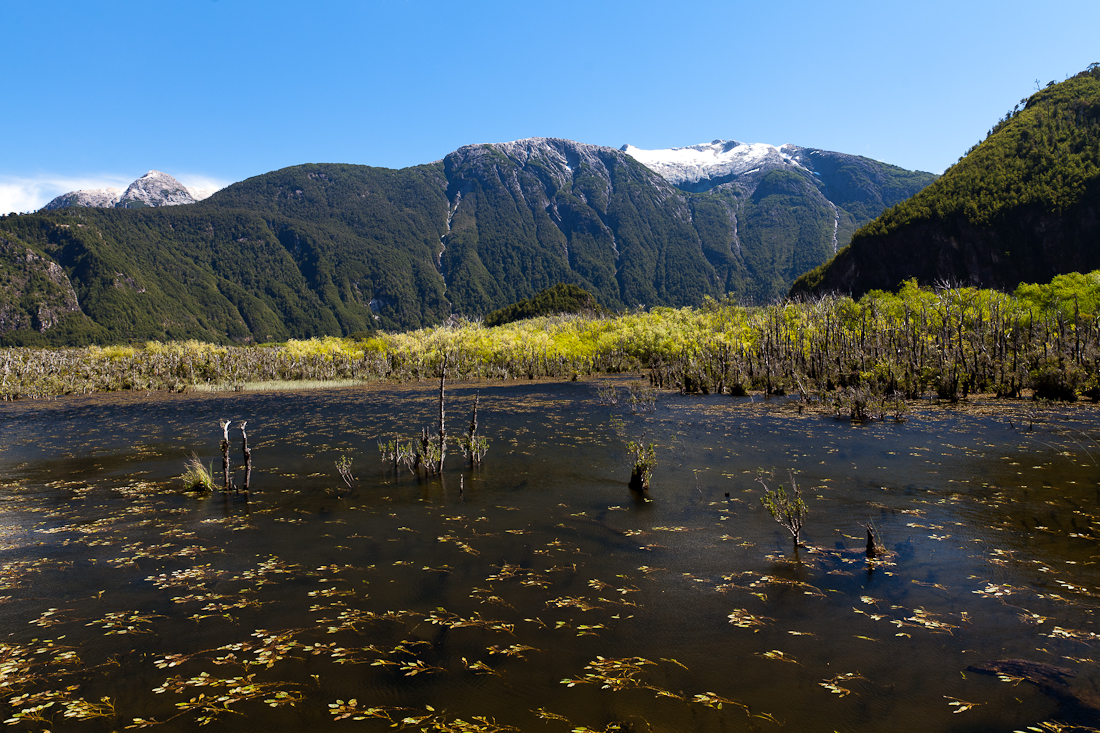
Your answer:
(483, 283), (602, 326)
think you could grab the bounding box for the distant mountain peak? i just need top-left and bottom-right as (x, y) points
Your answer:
(116, 170), (196, 209)
(40, 170), (218, 212)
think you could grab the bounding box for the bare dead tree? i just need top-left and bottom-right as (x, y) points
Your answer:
(239, 421), (252, 493)
(219, 419), (232, 491)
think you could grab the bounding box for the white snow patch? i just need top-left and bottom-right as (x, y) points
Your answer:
(624, 141), (778, 170)
(622, 139), (808, 187)
(0, 170), (231, 213)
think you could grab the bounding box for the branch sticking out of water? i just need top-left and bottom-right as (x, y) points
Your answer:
(239, 421), (252, 493)
(335, 455), (355, 490)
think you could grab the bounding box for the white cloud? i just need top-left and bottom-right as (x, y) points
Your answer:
(0, 174), (132, 214)
(172, 172), (233, 195)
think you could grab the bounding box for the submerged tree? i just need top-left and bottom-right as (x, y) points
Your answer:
(610, 415), (656, 491)
(458, 392), (489, 466)
(758, 471), (808, 547)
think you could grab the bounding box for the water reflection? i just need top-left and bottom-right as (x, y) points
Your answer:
(1, 381), (1099, 731)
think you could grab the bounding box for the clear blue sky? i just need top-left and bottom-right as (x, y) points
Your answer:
(3, 0), (1097, 212)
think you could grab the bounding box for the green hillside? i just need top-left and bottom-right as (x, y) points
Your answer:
(794, 64), (1100, 297)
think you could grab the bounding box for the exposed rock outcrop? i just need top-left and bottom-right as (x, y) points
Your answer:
(0, 236), (83, 334)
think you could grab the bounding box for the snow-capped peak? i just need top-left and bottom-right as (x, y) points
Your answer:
(621, 140), (805, 191)
(41, 170), (222, 211)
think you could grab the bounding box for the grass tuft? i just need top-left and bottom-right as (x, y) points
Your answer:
(181, 453), (215, 492)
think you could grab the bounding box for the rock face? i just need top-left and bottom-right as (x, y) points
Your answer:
(41, 171), (216, 211)
(117, 170), (200, 208)
(0, 236), (84, 335)
(438, 138), (706, 313)
(41, 188), (124, 210)
(620, 139), (938, 298)
(624, 139), (937, 220)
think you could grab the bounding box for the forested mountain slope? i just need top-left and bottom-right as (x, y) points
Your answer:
(793, 64), (1100, 298)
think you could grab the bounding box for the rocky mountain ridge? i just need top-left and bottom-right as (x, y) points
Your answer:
(622, 140), (804, 193)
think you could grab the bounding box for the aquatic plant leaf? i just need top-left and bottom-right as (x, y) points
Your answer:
(944, 696), (981, 713)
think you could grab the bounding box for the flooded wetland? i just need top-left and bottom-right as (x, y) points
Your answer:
(3, 379), (1100, 732)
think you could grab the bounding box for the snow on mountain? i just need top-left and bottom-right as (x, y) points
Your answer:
(621, 140), (806, 192)
(40, 170), (220, 211)
(40, 187), (124, 210)
(116, 171), (198, 208)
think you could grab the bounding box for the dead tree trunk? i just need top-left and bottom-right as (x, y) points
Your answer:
(437, 354), (448, 474)
(240, 420), (252, 493)
(219, 419), (232, 491)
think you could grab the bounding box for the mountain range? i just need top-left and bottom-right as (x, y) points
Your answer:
(0, 137), (935, 345)
(42, 170), (217, 211)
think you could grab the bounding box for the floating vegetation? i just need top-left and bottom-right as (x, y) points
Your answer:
(820, 672), (868, 697)
(727, 609), (772, 629)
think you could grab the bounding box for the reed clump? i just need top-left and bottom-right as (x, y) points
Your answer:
(180, 453), (215, 492)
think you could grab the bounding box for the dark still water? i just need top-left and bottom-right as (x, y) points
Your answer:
(2, 380), (1100, 732)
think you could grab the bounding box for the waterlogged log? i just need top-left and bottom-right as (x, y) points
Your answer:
(968, 659), (1100, 722)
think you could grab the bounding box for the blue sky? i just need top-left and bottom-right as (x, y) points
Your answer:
(2, 0), (1097, 212)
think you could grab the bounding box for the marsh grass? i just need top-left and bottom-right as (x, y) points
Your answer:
(180, 453), (215, 492)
